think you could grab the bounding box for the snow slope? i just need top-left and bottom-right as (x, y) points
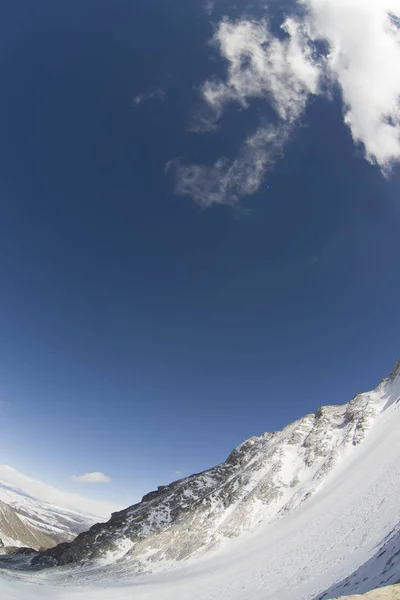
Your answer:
(1, 361), (399, 600)
(0, 482), (101, 545)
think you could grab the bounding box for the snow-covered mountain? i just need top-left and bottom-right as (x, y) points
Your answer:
(1, 359), (399, 600)
(0, 500), (55, 550)
(33, 359), (400, 587)
(0, 481), (100, 549)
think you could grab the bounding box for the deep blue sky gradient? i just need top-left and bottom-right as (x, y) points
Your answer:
(0, 0), (399, 507)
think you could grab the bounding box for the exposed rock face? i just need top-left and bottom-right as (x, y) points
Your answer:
(385, 359), (400, 384)
(336, 584), (400, 599)
(0, 500), (55, 551)
(33, 361), (399, 571)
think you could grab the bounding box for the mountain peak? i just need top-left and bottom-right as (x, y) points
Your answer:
(389, 358), (400, 381)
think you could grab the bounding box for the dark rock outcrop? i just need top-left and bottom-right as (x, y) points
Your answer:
(3, 546), (37, 555)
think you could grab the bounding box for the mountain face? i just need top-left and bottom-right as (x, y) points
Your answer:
(34, 359), (400, 572)
(0, 499), (55, 550)
(0, 482), (100, 548)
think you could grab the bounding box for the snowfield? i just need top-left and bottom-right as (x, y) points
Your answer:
(1, 368), (399, 600)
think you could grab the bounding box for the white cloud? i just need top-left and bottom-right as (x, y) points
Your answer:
(71, 472), (111, 484)
(301, 0), (400, 171)
(171, 0), (400, 206)
(133, 89), (164, 106)
(0, 465), (118, 518)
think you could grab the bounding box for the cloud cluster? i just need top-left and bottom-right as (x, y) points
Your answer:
(202, 17), (320, 124)
(171, 0), (400, 206)
(71, 471), (111, 484)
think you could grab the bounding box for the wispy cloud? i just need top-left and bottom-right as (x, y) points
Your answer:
(133, 88), (165, 106)
(203, 0), (215, 16)
(71, 471), (111, 484)
(170, 0), (400, 206)
(171, 16), (320, 206)
(169, 125), (289, 207)
(0, 465), (118, 518)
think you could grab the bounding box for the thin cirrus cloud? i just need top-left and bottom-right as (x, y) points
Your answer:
(133, 88), (165, 106)
(171, 0), (400, 207)
(170, 125), (291, 207)
(71, 471), (111, 484)
(203, 0), (215, 16)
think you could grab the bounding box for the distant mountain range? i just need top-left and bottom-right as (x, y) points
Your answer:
(0, 481), (100, 550)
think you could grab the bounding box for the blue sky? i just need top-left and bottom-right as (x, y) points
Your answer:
(0, 0), (400, 513)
